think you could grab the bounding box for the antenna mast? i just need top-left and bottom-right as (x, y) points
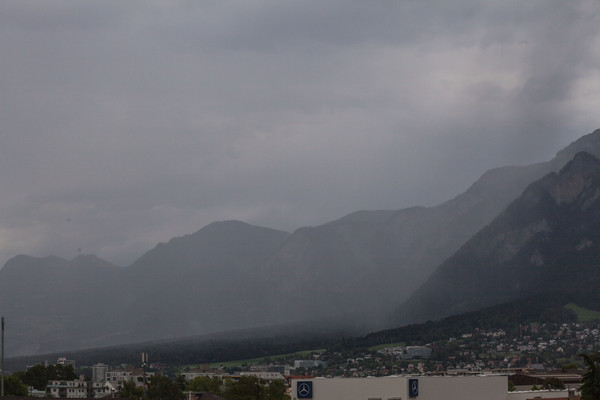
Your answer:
(1, 317), (5, 397)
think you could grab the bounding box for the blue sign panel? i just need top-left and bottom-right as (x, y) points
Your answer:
(297, 381), (313, 399)
(409, 378), (419, 397)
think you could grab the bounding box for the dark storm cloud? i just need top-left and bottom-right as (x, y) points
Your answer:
(0, 0), (598, 266)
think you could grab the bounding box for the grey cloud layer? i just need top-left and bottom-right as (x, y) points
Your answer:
(0, 0), (598, 266)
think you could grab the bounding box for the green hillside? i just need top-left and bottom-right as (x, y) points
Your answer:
(565, 303), (600, 322)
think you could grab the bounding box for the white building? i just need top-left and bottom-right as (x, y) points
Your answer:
(106, 368), (154, 389)
(181, 372), (219, 381)
(294, 360), (328, 369)
(46, 379), (110, 398)
(402, 346), (431, 359)
(291, 375), (508, 400)
(106, 369), (133, 384)
(56, 357), (76, 369)
(92, 363), (109, 383)
(240, 371), (285, 381)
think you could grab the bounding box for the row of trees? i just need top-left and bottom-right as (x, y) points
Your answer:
(581, 352), (600, 400)
(1, 363), (79, 396)
(2, 375), (29, 396)
(189, 376), (288, 400)
(1, 361), (288, 400)
(14, 363), (79, 390)
(118, 375), (289, 400)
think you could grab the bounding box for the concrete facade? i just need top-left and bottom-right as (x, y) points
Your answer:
(506, 389), (575, 400)
(291, 375), (508, 400)
(91, 363), (108, 383)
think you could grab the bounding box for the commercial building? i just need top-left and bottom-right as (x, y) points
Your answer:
(290, 374), (578, 400)
(291, 374), (508, 400)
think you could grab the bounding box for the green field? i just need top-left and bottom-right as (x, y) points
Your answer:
(368, 342), (406, 351)
(565, 303), (600, 322)
(202, 349), (327, 369)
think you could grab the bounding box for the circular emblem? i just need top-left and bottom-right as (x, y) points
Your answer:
(298, 382), (311, 397)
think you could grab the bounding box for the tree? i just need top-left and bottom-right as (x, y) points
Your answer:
(48, 364), (78, 381)
(21, 364), (49, 391)
(265, 379), (289, 400)
(187, 376), (223, 395)
(222, 376), (264, 400)
(542, 377), (565, 390)
(119, 378), (143, 400)
(147, 374), (184, 400)
(562, 362), (578, 372)
(4, 375), (29, 396)
(20, 363), (79, 391)
(508, 381), (516, 392)
(175, 375), (187, 392)
(580, 352), (600, 400)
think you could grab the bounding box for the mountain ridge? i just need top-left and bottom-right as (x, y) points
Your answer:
(2, 129), (600, 356)
(396, 150), (600, 324)
(0, 220), (290, 355)
(256, 130), (600, 325)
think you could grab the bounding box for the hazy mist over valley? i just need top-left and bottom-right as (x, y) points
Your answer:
(1, 1), (600, 357)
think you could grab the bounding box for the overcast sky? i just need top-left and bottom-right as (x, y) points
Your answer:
(1, 1), (599, 267)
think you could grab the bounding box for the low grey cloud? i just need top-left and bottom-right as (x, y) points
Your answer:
(0, 0), (598, 266)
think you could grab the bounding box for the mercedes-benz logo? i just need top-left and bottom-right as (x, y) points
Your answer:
(409, 379), (419, 397)
(298, 382), (311, 397)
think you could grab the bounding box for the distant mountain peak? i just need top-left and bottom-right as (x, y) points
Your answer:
(203, 219), (253, 228)
(129, 219), (290, 272)
(70, 254), (119, 268)
(553, 129), (600, 166)
(1, 253), (117, 272)
(2, 254), (62, 269)
(192, 219), (290, 237)
(547, 151), (600, 204)
(71, 254), (101, 262)
(559, 151), (600, 174)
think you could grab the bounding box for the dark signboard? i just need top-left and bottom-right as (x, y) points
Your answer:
(297, 381), (313, 399)
(409, 378), (419, 397)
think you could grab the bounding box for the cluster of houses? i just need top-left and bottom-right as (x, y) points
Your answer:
(28, 357), (317, 398)
(377, 346), (432, 360)
(317, 322), (600, 377)
(15, 347), (589, 400)
(22, 359), (155, 398)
